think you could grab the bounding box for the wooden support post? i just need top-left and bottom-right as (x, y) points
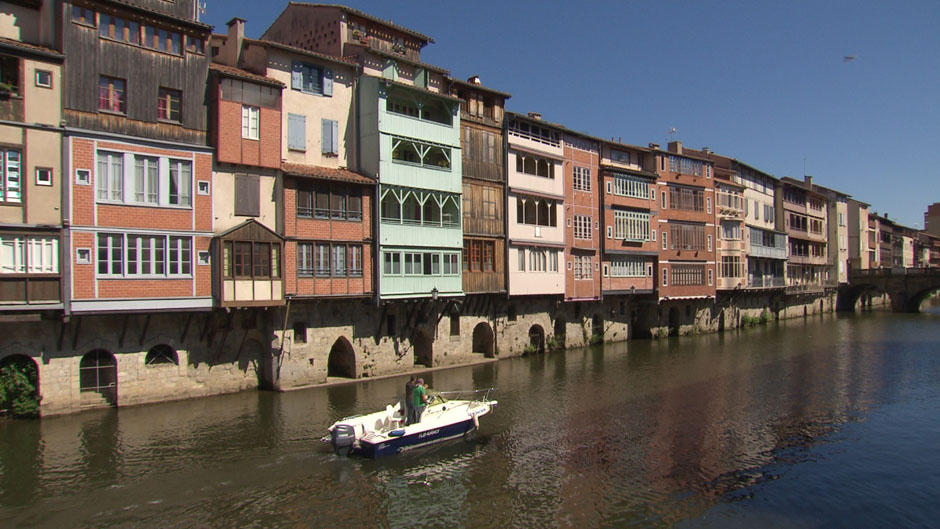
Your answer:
(180, 312), (193, 342)
(118, 314), (129, 347)
(71, 316), (82, 350)
(139, 313), (151, 346)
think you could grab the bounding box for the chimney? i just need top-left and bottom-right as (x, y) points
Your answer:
(227, 17), (246, 65)
(527, 112), (542, 120)
(804, 174), (813, 187)
(648, 143), (660, 150)
(467, 75), (482, 85)
(702, 146), (710, 155)
(667, 140), (682, 154)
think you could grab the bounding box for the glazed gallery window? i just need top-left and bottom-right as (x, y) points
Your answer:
(297, 243), (360, 278)
(515, 197), (557, 227)
(669, 222), (707, 251)
(391, 137), (451, 170)
(528, 248), (558, 273)
(382, 250), (459, 276)
(241, 105), (260, 139)
(572, 166), (591, 191)
(98, 76), (126, 114)
(612, 173), (651, 199)
(573, 255), (593, 280)
(668, 155), (705, 177)
(0, 235), (58, 274)
(667, 185), (705, 212)
(463, 239), (495, 272)
(97, 233), (191, 277)
(380, 186), (460, 227)
(614, 209), (650, 241)
(609, 256), (645, 278)
(98, 13), (140, 46)
(224, 241), (281, 279)
(721, 220), (741, 240)
(720, 255), (744, 278)
(514, 152), (554, 178)
(671, 264), (705, 286)
(157, 87), (181, 122)
(98, 151), (192, 207)
(297, 183), (362, 220)
(0, 149), (21, 204)
(386, 93), (452, 126)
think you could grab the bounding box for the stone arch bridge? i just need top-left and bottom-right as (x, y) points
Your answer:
(838, 268), (940, 312)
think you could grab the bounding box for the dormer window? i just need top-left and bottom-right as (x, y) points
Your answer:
(291, 62), (333, 96)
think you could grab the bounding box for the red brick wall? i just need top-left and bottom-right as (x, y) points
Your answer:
(195, 235), (211, 297)
(97, 204), (193, 230)
(564, 143), (601, 300)
(98, 279), (192, 298)
(71, 138), (95, 226)
(71, 231), (96, 300)
(215, 100), (281, 169)
(194, 153), (212, 232)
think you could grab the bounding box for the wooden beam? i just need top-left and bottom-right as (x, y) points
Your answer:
(71, 316), (82, 350)
(138, 313), (151, 346)
(0, 313), (41, 323)
(118, 314), (130, 347)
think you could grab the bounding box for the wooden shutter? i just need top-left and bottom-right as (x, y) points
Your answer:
(322, 119), (338, 155)
(330, 120), (339, 154)
(235, 174), (260, 217)
(288, 113), (306, 151)
(322, 68), (333, 96)
(291, 62), (303, 90)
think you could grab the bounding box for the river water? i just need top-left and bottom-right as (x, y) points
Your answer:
(1, 311), (939, 528)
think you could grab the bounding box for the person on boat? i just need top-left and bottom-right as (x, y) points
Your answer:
(404, 375), (417, 425)
(412, 378), (430, 424)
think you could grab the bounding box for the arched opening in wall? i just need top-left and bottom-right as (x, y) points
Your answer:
(668, 307), (680, 336)
(591, 314), (604, 344)
(328, 336), (357, 378)
(413, 329), (433, 367)
(240, 339), (271, 390)
(79, 350), (117, 407)
(0, 354), (40, 416)
(527, 325), (545, 355)
(911, 287), (940, 313)
(552, 317), (566, 350)
(471, 322), (495, 357)
(145, 344), (178, 366)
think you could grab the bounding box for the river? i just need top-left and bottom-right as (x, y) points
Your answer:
(1, 311), (939, 528)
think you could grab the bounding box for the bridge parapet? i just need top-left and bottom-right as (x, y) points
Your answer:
(843, 267), (940, 312)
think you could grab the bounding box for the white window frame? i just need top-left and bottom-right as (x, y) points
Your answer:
(241, 105), (260, 140)
(35, 167), (53, 186)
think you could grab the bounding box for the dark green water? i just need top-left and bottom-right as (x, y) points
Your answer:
(1, 311), (939, 528)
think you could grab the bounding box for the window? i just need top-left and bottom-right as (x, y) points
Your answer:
(141, 25), (181, 55)
(443, 253), (459, 275)
(508, 119), (560, 146)
(516, 197), (557, 227)
(186, 35), (205, 54)
(720, 256), (743, 278)
(391, 137), (451, 170)
(610, 256), (645, 277)
(612, 173), (650, 199)
(75, 169), (91, 186)
(35, 70), (52, 88)
(668, 156), (704, 176)
(98, 76), (126, 114)
(133, 156), (158, 204)
(197, 181), (210, 195)
(671, 264), (705, 286)
(100, 233), (192, 277)
(669, 223), (707, 251)
(613, 209), (650, 241)
(662, 268), (668, 286)
(661, 190), (667, 209)
(99, 14), (141, 45)
(321, 119), (339, 155)
(71, 6), (95, 26)
(0, 235), (58, 274)
(241, 105), (259, 139)
(573, 166), (591, 191)
(297, 183), (361, 220)
(707, 234), (712, 252)
(668, 185), (705, 211)
(300, 243), (360, 278)
(721, 220), (741, 240)
(515, 153), (554, 178)
(76, 248), (91, 264)
(35, 168), (52, 186)
(527, 248), (558, 272)
(168, 160), (192, 206)
(97, 233), (124, 275)
(287, 113), (306, 151)
(291, 62), (332, 96)
(383, 251), (401, 275)
(574, 215), (592, 240)
(573, 255), (593, 280)
(386, 93), (452, 125)
(662, 231), (668, 250)
(96, 151), (123, 201)
(706, 196), (712, 214)
(465, 239), (495, 272)
(235, 174), (260, 217)
(764, 204), (775, 223)
(0, 149), (21, 203)
(227, 240), (278, 279)
(157, 88), (181, 122)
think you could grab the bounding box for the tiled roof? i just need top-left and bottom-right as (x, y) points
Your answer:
(281, 163), (375, 185)
(0, 37), (63, 60)
(243, 38), (360, 69)
(288, 3), (434, 44)
(209, 63), (284, 87)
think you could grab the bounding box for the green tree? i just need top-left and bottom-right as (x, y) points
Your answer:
(0, 358), (40, 418)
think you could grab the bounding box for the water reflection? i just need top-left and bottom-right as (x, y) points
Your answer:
(1, 312), (939, 528)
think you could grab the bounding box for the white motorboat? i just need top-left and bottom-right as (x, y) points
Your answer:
(324, 389), (497, 458)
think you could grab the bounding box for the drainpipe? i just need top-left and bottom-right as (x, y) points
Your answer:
(61, 128), (71, 323)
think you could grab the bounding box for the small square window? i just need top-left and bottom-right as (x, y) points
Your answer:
(197, 180), (210, 195)
(76, 248), (91, 264)
(197, 251), (210, 265)
(35, 168), (53, 186)
(35, 70), (52, 88)
(75, 169), (91, 185)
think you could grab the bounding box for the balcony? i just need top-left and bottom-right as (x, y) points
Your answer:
(749, 243), (787, 260)
(747, 276), (786, 289)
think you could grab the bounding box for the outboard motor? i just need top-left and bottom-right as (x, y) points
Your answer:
(331, 424), (356, 456)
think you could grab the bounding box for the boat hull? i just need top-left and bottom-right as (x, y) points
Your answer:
(359, 418), (475, 458)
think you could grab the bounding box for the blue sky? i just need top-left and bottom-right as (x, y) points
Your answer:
(202, 0), (940, 229)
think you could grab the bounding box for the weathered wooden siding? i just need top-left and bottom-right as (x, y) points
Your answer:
(462, 181), (503, 237)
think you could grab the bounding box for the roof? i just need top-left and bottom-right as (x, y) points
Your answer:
(209, 63), (284, 87)
(0, 37), (63, 61)
(96, 0), (212, 31)
(447, 77), (512, 98)
(355, 44), (449, 74)
(287, 3), (435, 44)
(379, 77), (462, 103)
(599, 164), (658, 180)
(281, 163), (375, 185)
(505, 111), (610, 146)
(243, 38), (360, 69)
